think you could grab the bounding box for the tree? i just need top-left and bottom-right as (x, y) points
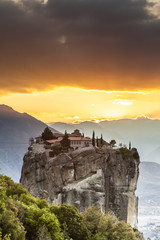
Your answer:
(100, 134), (103, 146)
(60, 131), (70, 150)
(82, 206), (139, 240)
(110, 139), (116, 147)
(96, 137), (99, 147)
(129, 141), (132, 150)
(51, 204), (90, 240)
(42, 127), (54, 141)
(0, 175), (61, 240)
(92, 131), (95, 147)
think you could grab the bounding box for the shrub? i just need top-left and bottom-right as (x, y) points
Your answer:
(119, 147), (133, 160)
(51, 145), (62, 151)
(51, 204), (90, 240)
(0, 175), (61, 240)
(82, 206), (140, 240)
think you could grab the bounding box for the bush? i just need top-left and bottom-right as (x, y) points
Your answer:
(0, 175), (62, 240)
(51, 145), (62, 151)
(51, 204), (90, 240)
(82, 206), (140, 240)
(119, 147), (133, 160)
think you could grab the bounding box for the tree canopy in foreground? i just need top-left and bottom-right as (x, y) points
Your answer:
(0, 174), (141, 240)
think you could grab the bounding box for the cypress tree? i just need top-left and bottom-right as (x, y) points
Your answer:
(100, 134), (103, 146)
(92, 131), (95, 147)
(129, 141), (131, 150)
(96, 137), (99, 147)
(42, 127), (53, 140)
(60, 131), (70, 150)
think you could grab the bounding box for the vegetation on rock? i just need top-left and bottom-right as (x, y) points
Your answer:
(119, 147), (133, 160)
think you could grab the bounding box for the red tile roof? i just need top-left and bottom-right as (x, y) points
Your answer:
(69, 137), (90, 141)
(46, 139), (61, 144)
(46, 137), (90, 143)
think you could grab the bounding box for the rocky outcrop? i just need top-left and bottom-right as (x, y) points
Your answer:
(20, 144), (140, 228)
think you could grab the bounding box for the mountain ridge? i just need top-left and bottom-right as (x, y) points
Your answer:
(0, 105), (59, 181)
(49, 119), (160, 162)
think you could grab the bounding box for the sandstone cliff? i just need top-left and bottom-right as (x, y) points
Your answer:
(20, 144), (140, 228)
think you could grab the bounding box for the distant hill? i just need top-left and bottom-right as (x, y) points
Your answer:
(137, 161), (160, 198)
(49, 121), (124, 145)
(0, 105), (59, 182)
(49, 118), (160, 162)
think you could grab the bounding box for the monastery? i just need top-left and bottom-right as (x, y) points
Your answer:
(46, 129), (91, 150)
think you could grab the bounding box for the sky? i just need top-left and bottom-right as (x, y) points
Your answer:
(0, 0), (160, 122)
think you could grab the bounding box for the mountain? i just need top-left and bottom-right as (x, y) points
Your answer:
(49, 121), (124, 145)
(0, 105), (59, 182)
(49, 118), (160, 162)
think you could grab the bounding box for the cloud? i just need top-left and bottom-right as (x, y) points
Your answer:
(111, 99), (136, 106)
(0, 0), (160, 94)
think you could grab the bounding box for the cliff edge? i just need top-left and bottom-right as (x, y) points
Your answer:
(20, 144), (140, 228)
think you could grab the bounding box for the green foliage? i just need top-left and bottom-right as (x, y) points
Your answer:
(23, 206), (61, 240)
(83, 206), (140, 240)
(42, 127), (54, 141)
(0, 175), (61, 240)
(119, 147), (133, 160)
(51, 204), (90, 240)
(0, 175), (140, 240)
(51, 145), (62, 151)
(0, 207), (25, 240)
(60, 131), (70, 150)
(0, 232), (11, 240)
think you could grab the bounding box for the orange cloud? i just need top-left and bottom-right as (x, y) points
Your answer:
(0, 0), (160, 95)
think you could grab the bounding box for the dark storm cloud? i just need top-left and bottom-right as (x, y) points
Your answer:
(0, 0), (160, 93)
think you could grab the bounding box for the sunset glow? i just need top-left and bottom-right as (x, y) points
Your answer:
(0, 87), (160, 123)
(1, 0), (160, 123)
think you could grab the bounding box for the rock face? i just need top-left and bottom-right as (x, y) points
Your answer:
(20, 144), (140, 228)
